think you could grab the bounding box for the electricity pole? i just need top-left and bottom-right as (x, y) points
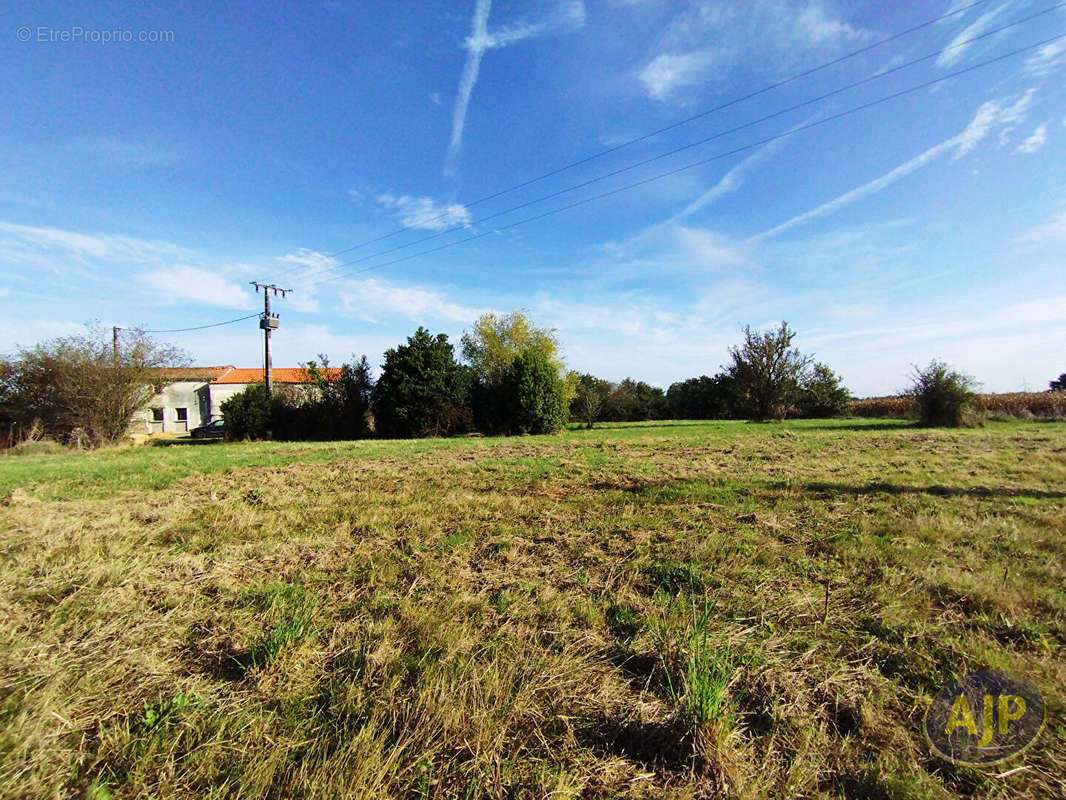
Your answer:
(112, 326), (121, 365)
(251, 282), (292, 396)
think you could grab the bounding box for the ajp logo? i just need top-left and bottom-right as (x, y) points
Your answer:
(924, 670), (1045, 766)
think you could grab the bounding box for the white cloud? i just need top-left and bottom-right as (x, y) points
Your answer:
(446, 1), (585, 177)
(273, 249), (339, 312)
(347, 188), (364, 203)
(276, 248), (338, 274)
(338, 277), (486, 324)
(640, 51), (719, 101)
(936, 3), (1009, 67)
(376, 193), (471, 231)
(75, 135), (186, 167)
(1023, 37), (1066, 76)
(753, 91), (1039, 240)
(1016, 122), (1048, 154)
(1014, 208), (1066, 246)
(640, 1), (871, 102)
(138, 267), (255, 309)
(0, 220), (191, 265)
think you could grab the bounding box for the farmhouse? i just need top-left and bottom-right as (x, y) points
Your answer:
(133, 366), (341, 434)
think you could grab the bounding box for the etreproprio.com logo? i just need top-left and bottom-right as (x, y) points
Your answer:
(17, 26), (175, 44)
(925, 670), (1046, 767)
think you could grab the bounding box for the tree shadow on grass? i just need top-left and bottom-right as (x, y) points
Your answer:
(151, 437), (222, 447)
(794, 421), (916, 432)
(799, 481), (1066, 500)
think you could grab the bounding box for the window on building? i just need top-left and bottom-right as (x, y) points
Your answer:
(151, 408), (164, 422)
(176, 407), (188, 421)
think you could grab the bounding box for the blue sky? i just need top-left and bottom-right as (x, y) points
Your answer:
(2, 0), (1064, 396)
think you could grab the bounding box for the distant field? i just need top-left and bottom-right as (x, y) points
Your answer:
(1, 419), (1063, 799)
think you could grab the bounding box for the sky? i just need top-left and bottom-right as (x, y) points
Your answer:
(1, 0), (1064, 396)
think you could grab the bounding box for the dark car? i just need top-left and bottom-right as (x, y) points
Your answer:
(190, 419), (226, 439)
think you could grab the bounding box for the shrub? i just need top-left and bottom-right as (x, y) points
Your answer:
(908, 360), (980, 427)
(502, 350), (568, 435)
(273, 356), (375, 440)
(728, 322), (811, 422)
(0, 326), (186, 447)
(372, 328), (471, 438)
(797, 363), (851, 418)
(220, 383), (276, 440)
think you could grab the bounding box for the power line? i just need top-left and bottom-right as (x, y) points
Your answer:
(287, 6), (1065, 286)
(300, 34), (1066, 287)
(136, 313), (262, 334)
(308, 0), (993, 264)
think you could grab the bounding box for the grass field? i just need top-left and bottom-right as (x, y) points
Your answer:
(1, 419), (1063, 799)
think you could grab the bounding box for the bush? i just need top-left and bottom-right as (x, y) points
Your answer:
(372, 328), (471, 438)
(502, 350), (567, 435)
(908, 360), (980, 427)
(797, 363), (851, 418)
(273, 356), (375, 440)
(220, 383), (276, 440)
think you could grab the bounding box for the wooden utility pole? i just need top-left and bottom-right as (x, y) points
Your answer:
(112, 326), (120, 365)
(251, 283), (292, 396)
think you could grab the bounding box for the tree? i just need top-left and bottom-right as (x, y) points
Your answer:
(462, 311), (570, 433)
(797, 363), (851, 418)
(0, 325), (186, 446)
(461, 311), (565, 385)
(372, 327), (471, 438)
(570, 372), (613, 428)
(502, 350), (568, 434)
(909, 359), (979, 427)
(728, 321), (812, 422)
(1050, 374), (1066, 391)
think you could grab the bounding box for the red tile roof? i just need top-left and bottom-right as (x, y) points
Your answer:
(210, 367), (342, 385)
(150, 366), (235, 381)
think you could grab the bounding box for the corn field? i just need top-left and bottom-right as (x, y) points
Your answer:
(851, 391), (1066, 419)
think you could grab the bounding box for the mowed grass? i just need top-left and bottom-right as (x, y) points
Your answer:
(0, 419), (1063, 799)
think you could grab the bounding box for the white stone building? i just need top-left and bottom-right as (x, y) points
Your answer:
(133, 366), (340, 434)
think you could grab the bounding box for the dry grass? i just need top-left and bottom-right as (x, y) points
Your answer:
(0, 419), (1063, 799)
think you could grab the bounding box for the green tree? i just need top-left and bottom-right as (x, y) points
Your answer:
(570, 372), (613, 428)
(220, 383), (276, 440)
(0, 325), (186, 447)
(461, 311), (565, 385)
(373, 327), (471, 438)
(502, 350), (568, 435)
(728, 321), (812, 422)
(797, 363), (851, 418)
(1050, 374), (1066, 391)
